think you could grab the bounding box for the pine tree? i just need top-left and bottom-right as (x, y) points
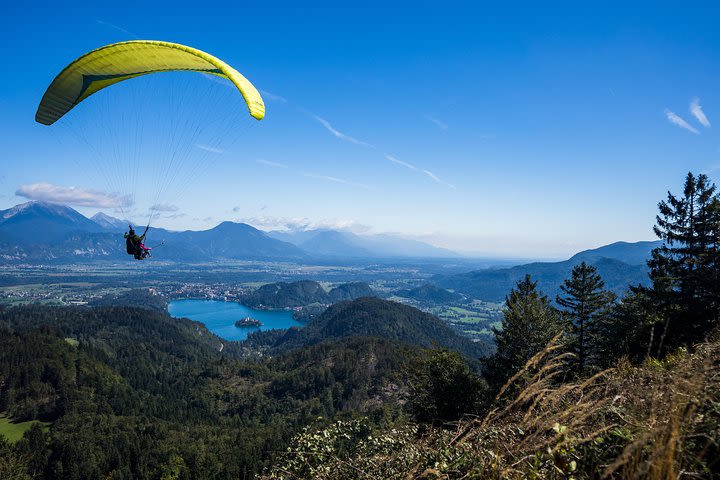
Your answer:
(647, 172), (720, 350)
(408, 348), (486, 423)
(591, 290), (660, 368)
(556, 262), (614, 372)
(482, 275), (563, 392)
(710, 198), (720, 316)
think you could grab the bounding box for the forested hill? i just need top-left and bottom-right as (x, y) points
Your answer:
(0, 304), (417, 478)
(396, 283), (464, 303)
(242, 280), (375, 308)
(246, 296), (490, 358)
(90, 288), (168, 312)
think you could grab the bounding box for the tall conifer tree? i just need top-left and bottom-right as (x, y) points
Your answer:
(556, 262), (614, 372)
(483, 275), (562, 391)
(648, 172), (720, 349)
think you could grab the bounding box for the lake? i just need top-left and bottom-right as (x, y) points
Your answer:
(168, 299), (303, 341)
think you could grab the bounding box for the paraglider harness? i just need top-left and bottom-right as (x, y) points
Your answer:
(124, 225), (152, 260)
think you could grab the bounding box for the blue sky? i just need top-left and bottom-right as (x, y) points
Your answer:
(2, 1), (720, 258)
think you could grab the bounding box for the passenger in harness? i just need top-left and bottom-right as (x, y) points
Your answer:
(124, 225), (151, 260)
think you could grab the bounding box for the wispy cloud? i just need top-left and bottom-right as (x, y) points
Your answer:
(260, 90), (287, 103)
(16, 183), (131, 208)
(96, 20), (139, 39)
(690, 98), (711, 128)
(202, 73), (233, 88)
(196, 144), (224, 154)
(424, 114), (449, 130)
(312, 115), (373, 147)
(665, 109), (699, 134)
(233, 204), (267, 214)
(386, 154), (455, 188)
(703, 163), (720, 174)
(384, 154), (418, 171)
(256, 159), (289, 168)
(149, 203), (179, 212)
(422, 170), (456, 189)
(304, 173), (371, 190)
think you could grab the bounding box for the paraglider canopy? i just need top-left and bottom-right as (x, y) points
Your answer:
(36, 40), (265, 125)
(34, 40), (266, 252)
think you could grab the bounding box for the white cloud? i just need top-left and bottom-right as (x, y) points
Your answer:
(149, 203), (179, 212)
(422, 169), (456, 189)
(385, 154), (418, 171)
(256, 159), (289, 168)
(16, 183), (131, 208)
(665, 109), (700, 134)
(304, 173), (372, 190)
(424, 114), (448, 130)
(312, 115), (373, 147)
(238, 215), (371, 233)
(690, 98), (711, 128)
(260, 90), (287, 103)
(195, 144), (224, 154)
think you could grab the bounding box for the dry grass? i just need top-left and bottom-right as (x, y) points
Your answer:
(601, 341), (720, 479)
(266, 334), (720, 479)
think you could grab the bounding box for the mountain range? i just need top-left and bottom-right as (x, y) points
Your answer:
(268, 228), (459, 259)
(0, 201), (459, 263)
(0, 202), (306, 263)
(434, 241), (660, 302)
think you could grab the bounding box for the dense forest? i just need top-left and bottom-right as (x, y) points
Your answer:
(1, 171), (720, 479)
(396, 284), (464, 304)
(0, 303), (422, 478)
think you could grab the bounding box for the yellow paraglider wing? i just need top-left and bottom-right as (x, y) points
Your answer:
(35, 40), (265, 125)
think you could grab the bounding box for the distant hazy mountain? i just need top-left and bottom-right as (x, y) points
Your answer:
(268, 228), (458, 259)
(298, 230), (374, 258)
(0, 202), (306, 263)
(435, 241), (658, 302)
(358, 233), (460, 258)
(91, 212), (132, 231)
(569, 240), (661, 266)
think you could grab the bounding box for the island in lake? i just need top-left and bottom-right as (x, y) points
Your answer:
(235, 316), (263, 327)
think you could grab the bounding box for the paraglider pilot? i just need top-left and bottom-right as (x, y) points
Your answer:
(124, 225), (151, 260)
